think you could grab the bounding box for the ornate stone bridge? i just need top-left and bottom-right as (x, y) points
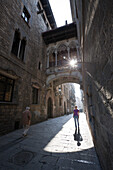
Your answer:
(46, 62), (82, 87)
(42, 22), (82, 88)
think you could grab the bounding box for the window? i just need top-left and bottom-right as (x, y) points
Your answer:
(11, 30), (20, 56)
(19, 39), (26, 61)
(32, 87), (38, 104)
(38, 62), (41, 70)
(0, 74), (14, 102)
(22, 6), (30, 24)
(11, 30), (26, 61)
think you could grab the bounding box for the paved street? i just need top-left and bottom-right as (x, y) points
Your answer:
(0, 113), (101, 170)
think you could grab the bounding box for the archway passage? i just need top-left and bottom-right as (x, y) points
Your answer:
(47, 97), (53, 118)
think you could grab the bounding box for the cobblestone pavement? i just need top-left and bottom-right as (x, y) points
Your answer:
(0, 113), (102, 170)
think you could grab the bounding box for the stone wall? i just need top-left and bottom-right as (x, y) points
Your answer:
(82, 0), (113, 169)
(46, 84), (70, 118)
(0, 0), (48, 135)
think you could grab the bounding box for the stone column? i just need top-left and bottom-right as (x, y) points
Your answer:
(76, 46), (79, 61)
(47, 52), (49, 68)
(55, 49), (57, 66)
(67, 47), (70, 59)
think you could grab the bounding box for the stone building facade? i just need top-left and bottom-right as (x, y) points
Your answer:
(70, 0), (113, 169)
(66, 83), (76, 112)
(0, 0), (77, 136)
(0, 0), (57, 135)
(53, 83), (75, 117)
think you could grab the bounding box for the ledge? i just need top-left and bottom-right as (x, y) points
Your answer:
(0, 102), (18, 105)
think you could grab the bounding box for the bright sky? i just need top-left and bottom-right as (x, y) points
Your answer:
(74, 83), (81, 98)
(49, 0), (72, 27)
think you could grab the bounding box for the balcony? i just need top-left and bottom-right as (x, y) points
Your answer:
(46, 61), (82, 75)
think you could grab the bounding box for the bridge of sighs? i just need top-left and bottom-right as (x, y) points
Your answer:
(42, 22), (82, 89)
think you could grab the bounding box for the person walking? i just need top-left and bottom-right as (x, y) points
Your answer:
(22, 107), (31, 137)
(73, 106), (79, 134)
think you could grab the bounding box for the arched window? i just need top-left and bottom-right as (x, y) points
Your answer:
(11, 29), (27, 62)
(11, 30), (20, 56)
(57, 44), (68, 66)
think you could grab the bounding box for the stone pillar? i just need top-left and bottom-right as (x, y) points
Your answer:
(55, 49), (57, 66)
(67, 47), (70, 59)
(47, 52), (49, 68)
(76, 46), (79, 61)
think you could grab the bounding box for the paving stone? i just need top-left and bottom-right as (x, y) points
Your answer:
(0, 113), (101, 170)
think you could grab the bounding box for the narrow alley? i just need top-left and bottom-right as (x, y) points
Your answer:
(0, 113), (101, 170)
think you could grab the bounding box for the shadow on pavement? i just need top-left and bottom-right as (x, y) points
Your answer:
(74, 127), (83, 146)
(0, 114), (101, 170)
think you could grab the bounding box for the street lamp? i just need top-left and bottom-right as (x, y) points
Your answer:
(55, 87), (62, 96)
(58, 87), (61, 92)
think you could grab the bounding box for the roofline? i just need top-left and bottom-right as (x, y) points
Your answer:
(40, 0), (57, 29)
(42, 22), (77, 45)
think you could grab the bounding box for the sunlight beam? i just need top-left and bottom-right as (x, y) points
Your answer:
(69, 59), (77, 67)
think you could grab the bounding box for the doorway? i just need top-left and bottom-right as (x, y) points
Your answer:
(47, 97), (53, 118)
(64, 101), (66, 114)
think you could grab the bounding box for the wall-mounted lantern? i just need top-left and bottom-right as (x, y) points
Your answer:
(55, 87), (62, 96)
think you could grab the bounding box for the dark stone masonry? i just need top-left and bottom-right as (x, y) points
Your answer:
(0, 0), (113, 169)
(82, 0), (113, 170)
(0, 0), (47, 135)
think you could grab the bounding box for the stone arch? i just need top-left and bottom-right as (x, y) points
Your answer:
(56, 41), (67, 48)
(46, 71), (82, 87)
(53, 78), (82, 89)
(48, 47), (56, 67)
(69, 40), (76, 48)
(48, 46), (56, 54)
(57, 44), (68, 66)
(57, 44), (67, 52)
